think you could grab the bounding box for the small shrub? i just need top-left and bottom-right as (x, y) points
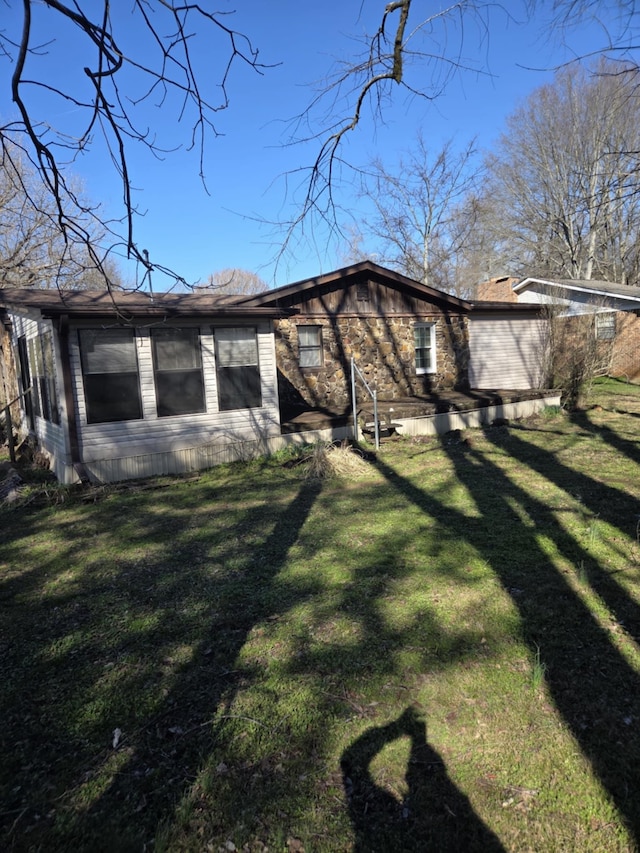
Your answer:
(542, 405), (563, 419)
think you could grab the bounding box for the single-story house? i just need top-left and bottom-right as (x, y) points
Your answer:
(1, 263), (559, 483)
(512, 277), (640, 380)
(0, 288), (291, 483)
(239, 261), (550, 416)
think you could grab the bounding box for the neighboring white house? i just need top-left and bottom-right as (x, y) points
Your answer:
(513, 277), (640, 315)
(0, 288), (290, 483)
(513, 277), (640, 380)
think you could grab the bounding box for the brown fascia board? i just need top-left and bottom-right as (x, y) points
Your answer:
(238, 260), (473, 311)
(0, 288), (292, 321)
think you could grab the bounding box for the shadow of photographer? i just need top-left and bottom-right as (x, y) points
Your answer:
(341, 706), (504, 852)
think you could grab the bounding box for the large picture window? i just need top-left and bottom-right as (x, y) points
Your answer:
(298, 325), (323, 368)
(414, 323), (436, 374)
(215, 327), (262, 411)
(79, 328), (142, 423)
(152, 328), (205, 417)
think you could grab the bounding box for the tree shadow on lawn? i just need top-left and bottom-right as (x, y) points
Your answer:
(503, 421), (640, 644)
(342, 706), (505, 852)
(374, 438), (640, 844)
(0, 474), (324, 850)
(568, 406), (640, 470)
(5, 420), (640, 849)
(1, 462), (508, 852)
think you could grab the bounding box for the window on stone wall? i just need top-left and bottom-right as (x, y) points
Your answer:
(414, 323), (436, 374)
(596, 313), (616, 341)
(298, 325), (323, 368)
(152, 328), (205, 417)
(79, 328), (143, 423)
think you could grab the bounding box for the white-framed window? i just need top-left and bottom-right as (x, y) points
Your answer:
(298, 325), (323, 368)
(215, 326), (262, 411)
(152, 328), (205, 417)
(78, 328), (143, 424)
(414, 323), (436, 374)
(28, 332), (60, 424)
(596, 313), (616, 341)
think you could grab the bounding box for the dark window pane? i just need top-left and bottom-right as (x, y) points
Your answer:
(83, 374), (142, 423)
(48, 376), (60, 424)
(215, 327), (262, 411)
(414, 325), (434, 372)
(28, 339), (42, 417)
(41, 333), (60, 424)
(155, 370), (205, 417)
(217, 366), (262, 411)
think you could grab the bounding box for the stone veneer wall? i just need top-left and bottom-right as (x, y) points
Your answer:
(274, 314), (469, 412)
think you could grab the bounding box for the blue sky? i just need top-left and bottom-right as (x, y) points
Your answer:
(1, 1), (635, 289)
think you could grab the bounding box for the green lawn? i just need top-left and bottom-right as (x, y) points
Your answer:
(2, 377), (640, 851)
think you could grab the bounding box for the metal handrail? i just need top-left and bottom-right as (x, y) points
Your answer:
(351, 357), (379, 449)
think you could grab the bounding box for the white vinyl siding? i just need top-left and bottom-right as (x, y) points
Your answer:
(69, 323), (281, 470)
(7, 313), (69, 479)
(469, 315), (547, 389)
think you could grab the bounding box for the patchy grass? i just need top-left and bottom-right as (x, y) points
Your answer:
(2, 386), (640, 851)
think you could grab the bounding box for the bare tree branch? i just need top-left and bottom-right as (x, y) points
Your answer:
(1, 1), (269, 289)
(275, 1), (504, 268)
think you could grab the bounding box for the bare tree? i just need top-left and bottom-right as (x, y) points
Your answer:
(1, 2), (266, 289)
(3, 1), (639, 289)
(542, 299), (615, 408)
(352, 135), (480, 295)
(281, 1), (640, 265)
(282, 1), (499, 252)
(0, 146), (124, 289)
(446, 192), (511, 295)
(474, 60), (640, 283)
(200, 269), (269, 295)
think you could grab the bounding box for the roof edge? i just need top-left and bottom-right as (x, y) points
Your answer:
(239, 260), (473, 311)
